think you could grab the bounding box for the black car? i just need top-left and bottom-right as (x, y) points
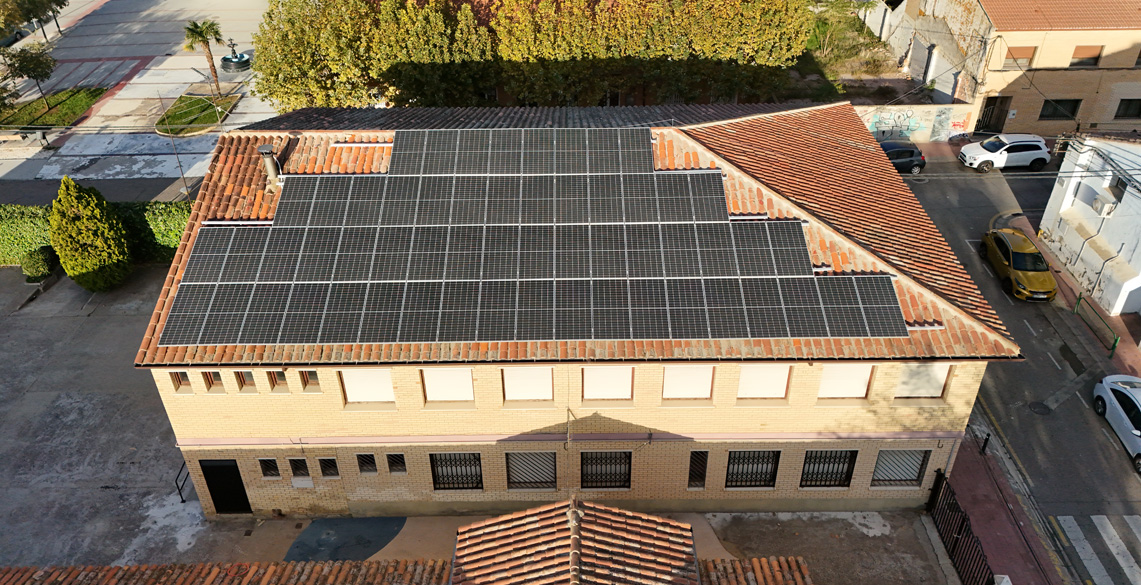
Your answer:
(879, 140), (926, 174)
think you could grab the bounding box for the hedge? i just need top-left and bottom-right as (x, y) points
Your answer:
(0, 200), (191, 266)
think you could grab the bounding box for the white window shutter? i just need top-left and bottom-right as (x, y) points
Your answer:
(737, 364), (790, 398)
(818, 364), (874, 398)
(503, 367), (554, 401)
(422, 368), (475, 401)
(340, 369), (396, 402)
(662, 365), (714, 399)
(582, 366), (633, 400)
(896, 363), (951, 398)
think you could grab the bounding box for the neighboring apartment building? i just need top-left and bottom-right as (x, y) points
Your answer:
(861, 0), (1141, 135)
(1039, 133), (1141, 315)
(137, 103), (1019, 518)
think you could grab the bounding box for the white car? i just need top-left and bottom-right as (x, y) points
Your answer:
(958, 134), (1051, 173)
(1093, 375), (1141, 473)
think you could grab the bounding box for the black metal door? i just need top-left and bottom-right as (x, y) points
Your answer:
(976, 96), (1011, 134)
(199, 459), (252, 514)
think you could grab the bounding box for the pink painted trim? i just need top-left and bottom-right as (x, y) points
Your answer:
(176, 430), (962, 448)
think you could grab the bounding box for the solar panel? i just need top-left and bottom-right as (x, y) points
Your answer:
(160, 128), (909, 346)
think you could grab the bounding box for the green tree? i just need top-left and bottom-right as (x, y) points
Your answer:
(49, 176), (132, 292)
(1, 42), (56, 108)
(184, 19), (224, 97)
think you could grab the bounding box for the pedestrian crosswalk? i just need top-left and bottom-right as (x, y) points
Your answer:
(1057, 515), (1141, 585)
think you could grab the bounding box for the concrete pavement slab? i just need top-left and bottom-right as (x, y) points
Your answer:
(56, 133), (218, 156)
(114, 82), (194, 100)
(0, 177), (199, 205)
(0, 159), (48, 182)
(38, 153), (211, 179)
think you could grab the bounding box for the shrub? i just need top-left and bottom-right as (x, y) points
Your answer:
(49, 177), (133, 292)
(0, 204), (51, 265)
(20, 245), (58, 282)
(115, 201), (192, 262)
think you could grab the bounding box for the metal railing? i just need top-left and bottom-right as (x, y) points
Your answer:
(1074, 293), (1121, 357)
(581, 451), (631, 488)
(800, 449), (857, 487)
(926, 469), (996, 585)
(725, 450), (780, 488)
(175, 461), (191, 503)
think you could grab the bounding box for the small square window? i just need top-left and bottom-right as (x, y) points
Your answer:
(872, 450), (930, 487)
(430, 453), (483, 490)
(236, 371), (256, 391)
(318, 457), (339, 478)
(1039, 99), (1081, 121)
(300, 370), (320, 392)
(726, 450), (780, 488)
(203, 371), (223, 391)
(357, 454), (378, 474)
(170, 371), (191, 391)
(688, 451), (708, 489)
(1070, 45), (1102, 67)
(289, 458), (310, 477)
(1003, 46), (1035, 69)
(1115, 99), (1141, 120)
(800, 450), (857, 488)
(387, 453), (407, 474)
(581, 451), (631, 489)
(267, 370), (288, 392)
(259, 458), (280, 478)
(1109, 175), (1129, 202)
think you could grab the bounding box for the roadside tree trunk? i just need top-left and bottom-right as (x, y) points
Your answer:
(203, 43), (221, 98)
(35, 80), (48, 109)
(53, 13), (61, 35)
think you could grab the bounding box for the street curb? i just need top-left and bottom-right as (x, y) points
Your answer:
(920, 515), (963, 585)
(13, 266), (62, 312)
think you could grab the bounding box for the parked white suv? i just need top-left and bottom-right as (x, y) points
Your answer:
(958, 134), (1051, 173)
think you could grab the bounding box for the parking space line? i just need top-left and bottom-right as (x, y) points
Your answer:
(1049, 353), (1062, 370)
(1102, 428), (1123, 451)
(1059, 516), (1114, 585)
(1093, 515), (1141, 585)
(1077, 391), (1090, 408)
(1025, 319), (1038, 336)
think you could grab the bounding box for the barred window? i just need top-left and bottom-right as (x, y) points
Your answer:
(506, 452), (557, 489)
(688, 451), (708, 489)
(318, 457), (339, 478)
(387, 453), (407, 474)
(259, 458), (280, 478)
(800, 450), (857, 487)
(289, 458), (309, 478)
(430, 453), (483, 490)
(871, 450), (930, 487)
(581, 451), (631, 489)
(357, 454), (378, 474)
(725, 450), (780, 488)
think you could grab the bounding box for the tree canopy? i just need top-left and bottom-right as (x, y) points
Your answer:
(49, 177), (132, 292)
(252, 0), (812, 110)
(1, 41), (56, 108)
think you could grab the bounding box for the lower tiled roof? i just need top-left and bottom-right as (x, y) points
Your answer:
(453, 499), (697, 585)
(703, 559), (813, 585)
(0, 561), (450, 585)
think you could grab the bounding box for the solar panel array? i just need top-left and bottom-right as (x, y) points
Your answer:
(158, 129), (908, 346)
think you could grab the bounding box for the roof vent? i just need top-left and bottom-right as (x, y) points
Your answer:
(257, 144), (280, 187)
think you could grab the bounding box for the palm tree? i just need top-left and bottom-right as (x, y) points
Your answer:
(183, 20), (224, 97)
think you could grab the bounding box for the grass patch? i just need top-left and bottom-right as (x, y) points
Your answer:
(0, 87), (107, 128)
(156, 94), (239, 135)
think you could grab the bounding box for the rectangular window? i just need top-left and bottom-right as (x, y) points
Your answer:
(170, 371), (191, 391)
(1040, 99), (1081, 120)
(387, 453), (407, 474)
(872, 450), (931, 487)
(580, 451), (632, 489)
(738, 364), (790, 398)
(318, 457), (339, 478)
(340, 368), (396, 402)
(203, 371), (223, 390)
(259, 458), (280, 478)
(235, 371), (256, 391)
(896, 363), (951, 398)
(818, 364), (873, 398)
(688, 451), (708, 489)
(582, 366), (633, 400)
(422, 368), (475, 402)
(800, 450), (858, 488)
(725, 450), (780, 488)
(1115, 99), (1141, 119)
(289, 458), (310, 477)
(299, 370), (320, 392)
(267, 370), (287, 392)
(505, 452), (557, 489)
(1003, 46), (1035, 69)
(1071, 45), (1102, 67)
(662, 365), (714, 399)
(357, 454), (377, 474)
(429, 453), (483, 490)
(502, 366), (554, 401)
(1109, 175), (1129, 202)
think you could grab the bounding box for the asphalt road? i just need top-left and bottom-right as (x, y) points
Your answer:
(909, 161), (1141, 585)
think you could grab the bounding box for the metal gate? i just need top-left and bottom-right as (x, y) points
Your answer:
(927, 469), (995, 585)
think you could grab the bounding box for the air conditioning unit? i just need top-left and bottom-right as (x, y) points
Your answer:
(1092, 197), (1117, 217)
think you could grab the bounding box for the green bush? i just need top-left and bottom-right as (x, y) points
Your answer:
(49, 177), (133, 292)
(20, 245), (58, 282)
(0, 204), (51, 265)
(115, 201), (192, 262)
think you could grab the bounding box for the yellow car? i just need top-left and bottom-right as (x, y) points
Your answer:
(978, 229), (1058, 301)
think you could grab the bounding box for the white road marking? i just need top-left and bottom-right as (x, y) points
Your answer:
(1025, 319), (1038, 336)
(1078, 391), (1090, 409)
(1103, 427), (1124, 451)
(1059, 516), (1114, 585)
(1127, 517), (1141, 544)
(1094, 515), (1141, 585)
(1004, 293), (1014, 305)
(1049, 353), (1062, 370)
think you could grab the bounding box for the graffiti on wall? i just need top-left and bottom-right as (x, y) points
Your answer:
(857, 105), (974, 142)
(869, 109), (924, 140)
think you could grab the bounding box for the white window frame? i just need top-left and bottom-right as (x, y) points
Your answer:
(422, 368), (475, 402)
(737, 364), (791, 399)
(662, 365), (714, 399)
(582, 366), (634, 400)
(340, 368), (397, 403)
(502, 366), (554, 401)
(818, 364), (874, 399)
(895, 363), (952, 398)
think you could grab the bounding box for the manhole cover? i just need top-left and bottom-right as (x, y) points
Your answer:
(1029, 401), (1051, 415)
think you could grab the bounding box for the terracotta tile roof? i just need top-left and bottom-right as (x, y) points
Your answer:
(978, 0), (1141, 30)
(452, 500), (698, 585)
(702, 559), (813, 585)
(0, 561), (451, 585)
(680, 103), (1012, 342)
(135, 104), (1020, 367)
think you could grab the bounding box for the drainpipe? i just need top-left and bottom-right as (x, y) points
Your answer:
(1091, 243), (1125, 303)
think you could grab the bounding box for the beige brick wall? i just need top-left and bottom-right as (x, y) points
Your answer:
(182, 437), (957, 517)
(151, 361), (986, 442)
